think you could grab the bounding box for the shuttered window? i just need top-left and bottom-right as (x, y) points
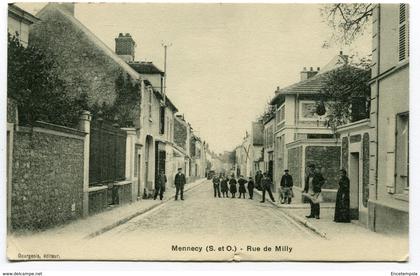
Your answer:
(398, 4), (409, 62)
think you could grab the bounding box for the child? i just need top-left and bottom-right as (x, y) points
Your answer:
(229, 176), (237, 198)
(221, 176), (229, 198)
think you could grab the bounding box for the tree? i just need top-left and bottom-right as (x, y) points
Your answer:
(8, 33), (88, 127)
(258, 102), (276, 122)
(321, 4), (374, 45)
(90, 72), (141, 127)
(317, 62), (371, 132)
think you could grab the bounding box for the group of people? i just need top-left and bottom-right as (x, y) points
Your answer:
(211, 171), (279, 203)
(302, 164), (351, 223)
(154, 164), (351, 224)
(210, 164), (351, 224)
(212, 174), (255, 199)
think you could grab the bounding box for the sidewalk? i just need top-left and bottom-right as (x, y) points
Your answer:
(9, 178), (206, 241)
(254, 189), (408, 241)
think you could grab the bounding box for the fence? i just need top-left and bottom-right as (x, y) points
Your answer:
(89, 118), (127, 186)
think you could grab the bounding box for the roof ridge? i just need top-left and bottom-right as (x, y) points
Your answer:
(45, 5), (142, 82)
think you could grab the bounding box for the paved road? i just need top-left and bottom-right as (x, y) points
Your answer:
(85, 180), (319, 260)
(94, 180), (317, 239)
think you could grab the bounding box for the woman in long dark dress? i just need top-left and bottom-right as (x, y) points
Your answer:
(229, 176), (237, 198)
(334, 169), (351, 223)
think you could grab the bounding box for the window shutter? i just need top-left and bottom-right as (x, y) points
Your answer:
(398, 4), (409, 62)
(399, 3), (406, 24)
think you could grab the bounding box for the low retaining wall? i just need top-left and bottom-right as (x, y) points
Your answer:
(88, 181), (132, 215)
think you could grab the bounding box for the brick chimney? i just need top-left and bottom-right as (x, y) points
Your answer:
(115, 33), (136, 62)
(300, 66), (319, 81)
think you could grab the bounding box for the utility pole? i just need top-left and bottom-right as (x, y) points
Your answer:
(161, 41), (172, 104)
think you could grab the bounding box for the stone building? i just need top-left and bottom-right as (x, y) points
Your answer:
(268, 56), (347, 202)
(173, 114), (192, 180)
(27, 3), (204, 214)
(366, 4), (409, 234)
(263, 114), (275, 189)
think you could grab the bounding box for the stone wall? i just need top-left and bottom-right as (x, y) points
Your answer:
(305, 146), (341, 189)
(11, 124), (85, 231)
(88, 189), (107, 215)
(174, 118), (187, 150)
(287, 146), (302, 188)
(29, 7), (140, 125)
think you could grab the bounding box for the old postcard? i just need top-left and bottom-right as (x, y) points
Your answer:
(5, 2), (409, 261)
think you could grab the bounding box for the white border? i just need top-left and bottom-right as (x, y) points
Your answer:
(1, 0), (419, 275)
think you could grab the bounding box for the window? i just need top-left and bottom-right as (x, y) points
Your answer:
(148, 88), (152, 120)
(395, 112), (409, 194)
(276, 104), (285, 128)
(398, 4), (409, 62)
(159, 106), (165, 134)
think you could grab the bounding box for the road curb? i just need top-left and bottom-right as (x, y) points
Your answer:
(84, 179), (207, 239)
(255, 190), (327, 239)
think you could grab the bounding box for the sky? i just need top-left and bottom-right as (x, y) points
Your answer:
(18, 2), (371, 154)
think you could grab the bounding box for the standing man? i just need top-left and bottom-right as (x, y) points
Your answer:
(213, 174), (221, 198)
(255, 170), (263, 191)
(260, 172), (276, 203)
(154, 171), (167, 200)
(174, 167), (186, 201)
(280, 169), (293, 204)
(303, 164), (325, 219)
(237, 175), (247, 199)
(247, 176), (255, 200)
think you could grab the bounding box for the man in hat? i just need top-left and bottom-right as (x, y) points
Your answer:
(280, 169), (294, 204)
(174, 167), (186, 200)
(260, 172), (275, 203)
(154, 171), (167, 200)
(212, 174), (221, 198)
(303, 164), (325, 219)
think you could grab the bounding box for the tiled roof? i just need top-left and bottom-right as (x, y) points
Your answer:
(128, 61), (164, 76)
(270, 54), (349, 105)
(270, 67), (341, 105)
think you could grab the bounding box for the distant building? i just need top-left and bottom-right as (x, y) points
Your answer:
(173, 114), (192, 179)
(262, 113), (275, 189)
(235, 122), (264, 179)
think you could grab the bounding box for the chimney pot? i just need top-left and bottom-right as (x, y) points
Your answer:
(339, 50), (343, 55)
(310, 67), (313, 71)
(303, 67), (307, 71)
(317, 67), (320, 71)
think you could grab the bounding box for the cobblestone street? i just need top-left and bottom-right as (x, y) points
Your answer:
(7, 180), (408, 261)
(94, 180), (317, 240)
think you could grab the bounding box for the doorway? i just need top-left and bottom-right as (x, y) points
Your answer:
(349, 153), (360, 220)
